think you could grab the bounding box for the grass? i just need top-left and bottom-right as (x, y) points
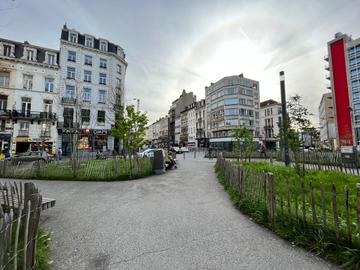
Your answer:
(216, 160), (360, 269)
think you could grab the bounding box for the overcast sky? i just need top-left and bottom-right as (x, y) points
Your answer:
(1, 0), (360, 124)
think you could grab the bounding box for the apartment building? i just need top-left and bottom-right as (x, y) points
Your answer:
(318, 92), (336, 148)
(205, 74), (260, 150)
(195, 99), (207, 147)
(0, 38), (59, 154)
(326, 32), (360, 148)
(259, 99), (282, 149)
(58, 25), (127, 155)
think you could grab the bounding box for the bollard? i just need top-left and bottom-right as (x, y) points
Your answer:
(183, 152), (185, 160)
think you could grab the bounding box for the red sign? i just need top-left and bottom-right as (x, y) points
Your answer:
(330, 38), (353, 146)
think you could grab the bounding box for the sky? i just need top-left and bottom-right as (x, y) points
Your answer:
(1, 0), (360, 124)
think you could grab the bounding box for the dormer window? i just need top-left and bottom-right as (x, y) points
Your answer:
(85, 37), (93, 48)
(3, 45), (11, 57)
(100, 41), (107, 51)
(26, 49), (36, 61)
(69, 32), (78, 43)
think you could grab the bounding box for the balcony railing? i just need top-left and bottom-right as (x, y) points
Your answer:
(62, 97), (76, 105)
(18, 130), (29, 137)
(0, 110), (57, 121)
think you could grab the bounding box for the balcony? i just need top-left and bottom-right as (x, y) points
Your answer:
(324, 55), (329, 61)
(40, 131), (51, 138)
(62, 97), (76, 105)
(18, 130), (29, 137)
(326, 84), (332, 90)
(12, 111), (57, 121)
(325, 74), (331, 80)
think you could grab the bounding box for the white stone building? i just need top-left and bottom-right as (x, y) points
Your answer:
(259, 99), (282, 149)
(0, 38), (60, 154)
(195, 99), (207, 147)
(318, 92), (336, 149)
(58, 25), (127, 155)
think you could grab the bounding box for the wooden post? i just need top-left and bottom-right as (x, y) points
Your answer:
(114, 156), (119, 177)
(279, 177), (284, 221)
(344, 185), (352, 245)
(332, 184), (340, 241)
(23, 200), (31, 270)
(268, 173), (275, 225)
(320, 183), (327, 227)
(301, 178), (307, 230)
(310, 182), (317, 224)
(286, 177), (291, 224)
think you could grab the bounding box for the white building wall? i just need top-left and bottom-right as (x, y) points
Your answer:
(187, 107), (197, 146)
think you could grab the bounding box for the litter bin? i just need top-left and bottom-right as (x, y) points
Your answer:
(153, 149), (165, 174)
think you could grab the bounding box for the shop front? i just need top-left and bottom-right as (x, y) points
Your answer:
(79, 129), (110, 152)
(15, 137), (55, 154)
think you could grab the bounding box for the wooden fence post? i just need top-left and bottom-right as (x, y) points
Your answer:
(267, 173), (275, 225)
(301, 178), (307, 230)
(320, 183), (327, 227)
(332, 184), (340, 241)
(286, 177), (291, 224)
(344, 185), (352, 245)
(310, 182), (317, 224)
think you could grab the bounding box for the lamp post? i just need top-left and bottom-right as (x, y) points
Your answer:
(280, 71), (290, 166)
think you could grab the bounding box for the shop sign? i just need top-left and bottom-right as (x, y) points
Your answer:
(16, 137), (32, 143)
(92, 129), (108, 135)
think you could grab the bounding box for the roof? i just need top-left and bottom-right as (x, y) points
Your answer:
(260, 99), (281, 108)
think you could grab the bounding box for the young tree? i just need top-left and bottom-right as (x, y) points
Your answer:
(112, 105), (148, 156)
(232, 125), (257, 163)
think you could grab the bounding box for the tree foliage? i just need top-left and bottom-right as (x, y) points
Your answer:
(112, 106), (148, 155)
(232, 125), (257, 163)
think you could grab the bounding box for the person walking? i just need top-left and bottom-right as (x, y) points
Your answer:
(260, 143), (267, 158)
(57, 147), (62, 161)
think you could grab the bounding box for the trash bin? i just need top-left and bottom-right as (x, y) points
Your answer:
(153, 149), (165, 174)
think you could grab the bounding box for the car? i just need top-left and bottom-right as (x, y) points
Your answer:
(171, 147), (182, 154)
(137, 149), (166, 158)
(12, 151), (42, 162)
(180, 147), (189, 153)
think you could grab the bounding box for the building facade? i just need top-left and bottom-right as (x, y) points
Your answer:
(0, 38), (60, 154)
(205, 74), (260, 150)
(195, 99), (207, 147)
(146, 116), (168, 148)
(326, 32), (360, 148)
(168, 89), (196, 146)
(259, 99), (282, 149)
(318, 92), (336, 148)
(58, 25), (127, 155)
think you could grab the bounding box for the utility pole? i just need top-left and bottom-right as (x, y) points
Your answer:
(280, 71), (290, 166)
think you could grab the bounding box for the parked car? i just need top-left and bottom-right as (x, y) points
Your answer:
(180, 147), (189, 153)
(137, 149), (166, 158)
(171, 147), (182, 154)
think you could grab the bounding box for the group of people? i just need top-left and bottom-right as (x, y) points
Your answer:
(41, 147), (62, 163)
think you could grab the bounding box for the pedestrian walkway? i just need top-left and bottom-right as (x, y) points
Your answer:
(27, 156), (335, 269)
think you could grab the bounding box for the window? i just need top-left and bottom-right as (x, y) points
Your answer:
(224, 108), (238, 115)
(67, 67), (75, 79)
(23, 74), (33, 90)
(21, 97), (31, 116)
(84, 70), (92, 82)
(69, 32), (77, 43)
(246, 99), (254, 106)
(63, 107), (74, 128)
(97, 110), (105, 124)
(3, 45), (11, 57)
(84, 55), (92, 65)
(85, 37), (93, 48)
(99, 73), (106, 85)
(116, 78), (121, 88)
(45, 78), (54, 92)
(98, 90), (106, 103)
(100, 58), (107, 69)
(225, 98), (238, 105)
(68, 51), (76, 62)
(48, 54), (55, 65)
(225, 119), (238, 126)
(83, 88), (91, 102)
(117, 64), (121, 74)
(27, 49), (34, 61)
(66, 85), (75, 98)
(44, 100), (53, 114)
(20, 122), (29, 131)
(81, 109), (90, 125)
(0, 72), (10, 87)
(100, 41), (107, 51)
(0, 95), (7, 111)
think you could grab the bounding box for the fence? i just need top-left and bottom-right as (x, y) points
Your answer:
(0, 182), (42, 270)
(0, 157), (153, 181)
(216, 155), (360, 254)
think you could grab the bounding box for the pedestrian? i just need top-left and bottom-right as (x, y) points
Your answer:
(208, 146), (212, 159)
(57, 147), (62, 161)
(260, 143), (267, 158)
